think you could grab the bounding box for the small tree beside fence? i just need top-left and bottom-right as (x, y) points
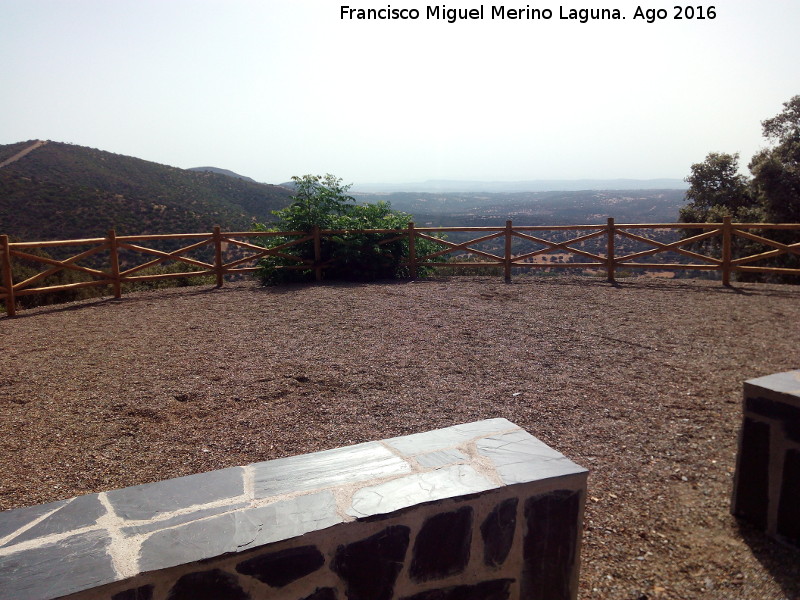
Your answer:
(252, 174), (440, 285)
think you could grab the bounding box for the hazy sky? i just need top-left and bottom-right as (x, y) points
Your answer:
(1, 0), (798, 185)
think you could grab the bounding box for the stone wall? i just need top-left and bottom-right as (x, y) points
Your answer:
(732, 370), (800, 547)
(0, 418), (588, 600)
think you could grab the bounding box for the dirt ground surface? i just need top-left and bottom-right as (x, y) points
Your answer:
(2, 275), (799, 599)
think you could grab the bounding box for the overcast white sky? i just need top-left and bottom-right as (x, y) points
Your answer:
(1, 0), (798, 185)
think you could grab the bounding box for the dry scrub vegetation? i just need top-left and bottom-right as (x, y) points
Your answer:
(1, 276), (799, 599)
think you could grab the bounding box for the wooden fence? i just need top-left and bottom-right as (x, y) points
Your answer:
(2, 217), (799, 317)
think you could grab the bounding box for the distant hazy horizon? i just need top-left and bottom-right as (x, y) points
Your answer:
(2, 1), (798, 184)
(348, 178), (690, 194)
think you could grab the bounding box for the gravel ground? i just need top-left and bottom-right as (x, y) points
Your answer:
(1, 275), (799, 599)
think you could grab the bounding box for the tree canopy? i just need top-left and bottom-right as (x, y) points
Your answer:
(680, 95), (800, 281)
(681, 95), (800, 225)
(679, 152), (760, 223)
(750, 95), (800, 223)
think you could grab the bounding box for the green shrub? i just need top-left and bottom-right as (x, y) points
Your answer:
(254, 174), (439, 285)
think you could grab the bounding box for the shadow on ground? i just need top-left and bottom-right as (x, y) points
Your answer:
(738, 521), (800, 599)
(6, 275), (800, 320)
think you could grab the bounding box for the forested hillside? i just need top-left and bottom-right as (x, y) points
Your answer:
(0, 141), (293, 241)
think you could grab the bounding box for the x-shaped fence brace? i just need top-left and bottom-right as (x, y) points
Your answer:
(414, 230), (506, 264)
(510, 228), (607, 266)
(731, 229), (800, 269)
(218, 234), (315, 272)
(11, 242), (112, 293)
(614, 227), (723, 268)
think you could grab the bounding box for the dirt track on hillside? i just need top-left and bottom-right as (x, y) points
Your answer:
(0, 139), (47, 169)
(2, 276), (799, 599)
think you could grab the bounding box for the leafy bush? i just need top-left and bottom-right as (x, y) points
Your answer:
(254, 174), (438, 285)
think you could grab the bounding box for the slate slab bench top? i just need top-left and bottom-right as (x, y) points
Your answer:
(744, 370), (800, 406)
(0, 418), (588, 600)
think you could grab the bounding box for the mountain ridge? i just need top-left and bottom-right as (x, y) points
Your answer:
(188, 166), (259, 184)
(0, 140), (293, 241)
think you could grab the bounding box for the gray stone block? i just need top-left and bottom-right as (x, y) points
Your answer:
(0, 499), (69, 545)
(348, 464), (495, 518)
(6, 494), (105, 545)
(384, 418), (515, 456)
(745, 371), (800, 398)
(121, 502), (250, 537)
(106, 466), (245, 521)
(253, 442), (411, 498)
(139, 491), (340, 571)
(0, 531), (116, 600)
(477, 430), (587, 485)
(415, 448), (469, 468)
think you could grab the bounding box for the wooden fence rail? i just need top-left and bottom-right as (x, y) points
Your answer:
(2, 218), (799, 317)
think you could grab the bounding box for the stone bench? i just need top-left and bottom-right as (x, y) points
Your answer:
(0, 418), (588, 600)
(732, 370), (800, 547)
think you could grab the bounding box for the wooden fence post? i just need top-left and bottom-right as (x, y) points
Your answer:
(407, 222), (417, 279)
(213, 226), (224, 288)
(107, 229), (122, 299)
(504, 220), (513, 283)
(313, 225), (322, 282)
(722, 216), (732, 286)
(1, 234), (16, 317)
(606, 217), (616, 283)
